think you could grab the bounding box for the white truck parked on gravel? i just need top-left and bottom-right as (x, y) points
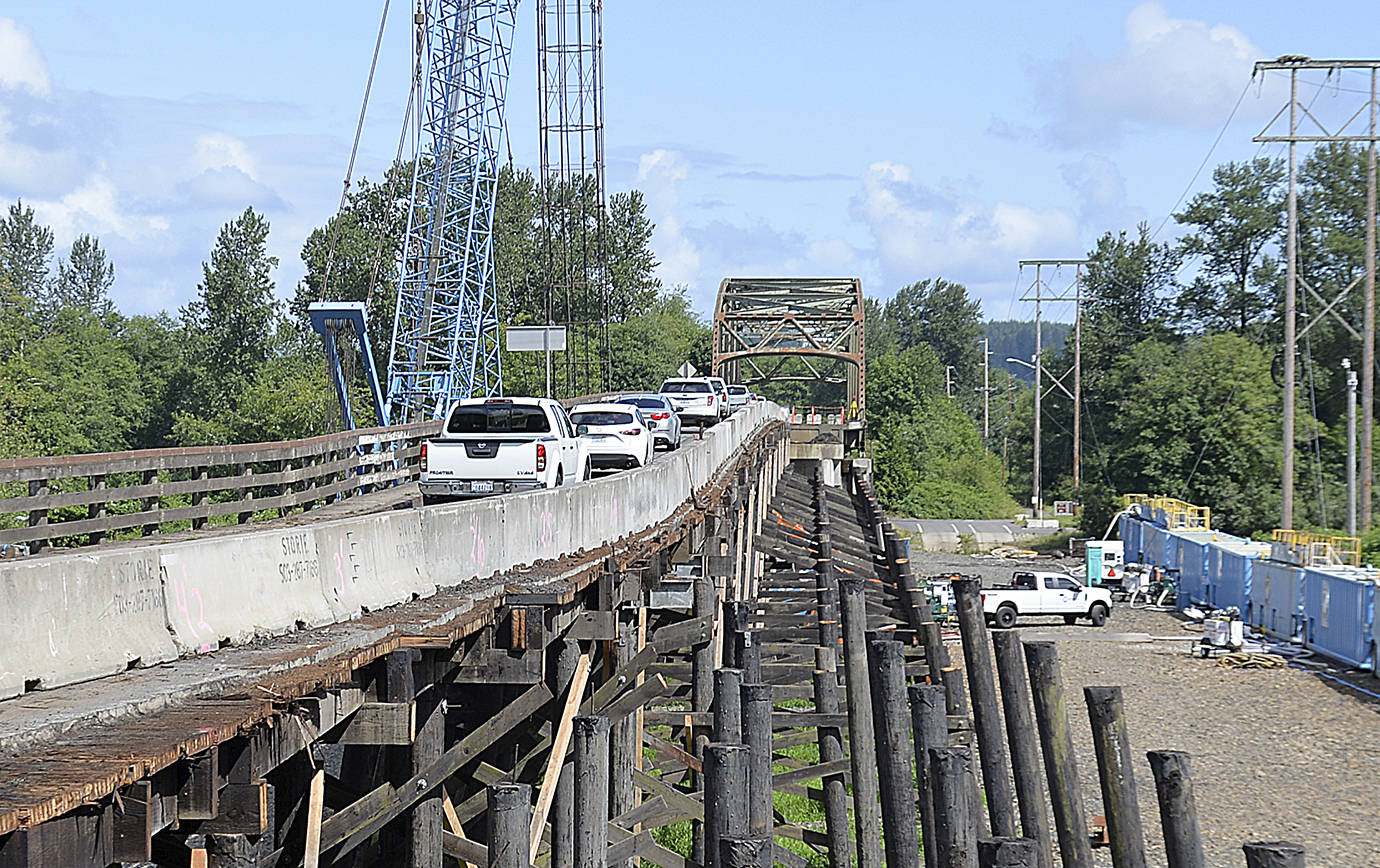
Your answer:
(419, 397), (589, 504)
(980, 571), (1113, 629)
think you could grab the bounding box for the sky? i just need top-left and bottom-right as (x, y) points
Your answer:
(1, 1), (1378, 325)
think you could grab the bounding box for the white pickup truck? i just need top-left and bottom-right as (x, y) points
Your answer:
(419, 397), (589, 504)
(980, 571), (1113, 629)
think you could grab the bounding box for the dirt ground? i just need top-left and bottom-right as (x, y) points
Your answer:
(912, 550), (1380, 868)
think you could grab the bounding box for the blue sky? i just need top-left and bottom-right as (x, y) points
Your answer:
(1, 1), (1377, 323)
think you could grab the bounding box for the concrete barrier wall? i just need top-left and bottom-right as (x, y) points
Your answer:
(0, 548), (175, 699)
(0, 402), (786, 696)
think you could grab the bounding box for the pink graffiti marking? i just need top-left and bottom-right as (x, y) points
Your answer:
(540, 508), (556, 550)
(334, 538), (347, 597)
(469, 518), (487, 570)
(172, 565), (214, 652)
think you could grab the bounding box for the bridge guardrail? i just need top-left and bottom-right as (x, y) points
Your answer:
(0, 420), (440, 550)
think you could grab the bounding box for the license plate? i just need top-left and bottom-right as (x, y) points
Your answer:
(470, 481), (494, 493)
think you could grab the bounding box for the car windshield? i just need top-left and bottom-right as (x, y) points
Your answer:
(447, 403), (550, 434)
(619, 397), (667, 409)
(571, 411), (634, 427)
(661, 381), (711, 393)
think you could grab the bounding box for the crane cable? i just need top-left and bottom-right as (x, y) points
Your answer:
(320, 0), (393, 302)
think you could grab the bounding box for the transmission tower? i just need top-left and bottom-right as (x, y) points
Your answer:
(537, 0), (611, 397)
(385, 0), (518, 423)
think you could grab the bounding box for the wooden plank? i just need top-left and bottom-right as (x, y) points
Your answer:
(772, 758), (851, 787)
(565, 610), (617, 641)
(303, 770), (324, 868)
(191, 848), (209, 868)
(454, 648), (543, 684)
(643, 730), (702, 774)
(112, 781), (154, 862)
(602, 674), (671, 721)
(581, 643), (658, 715)
(529, 651), (593, 859)
(443, 830), (489, 865)
(633, 831), (700, 868)
(649, 615), (713, 652)
(331, 702), (415, 745)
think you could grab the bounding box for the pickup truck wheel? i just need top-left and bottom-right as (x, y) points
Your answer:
(1089, 603), (1109, 627)
(1063, 614), (1079, 625)
(994, 605), (1018, 629)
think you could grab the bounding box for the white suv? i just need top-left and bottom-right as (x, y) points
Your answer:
(659, 377), (724, 426)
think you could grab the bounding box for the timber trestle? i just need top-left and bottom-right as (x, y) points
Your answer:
(0, 443), (976, 867)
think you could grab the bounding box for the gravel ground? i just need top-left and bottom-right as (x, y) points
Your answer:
(912, 550), (1380, 868)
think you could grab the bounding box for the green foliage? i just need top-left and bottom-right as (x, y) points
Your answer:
(54, 234), (116, 317)
(0, 201), (54, 302)
(608, 288), (710, 392)
(883, 277), (983, 387)
(985, 319), (1070, 383)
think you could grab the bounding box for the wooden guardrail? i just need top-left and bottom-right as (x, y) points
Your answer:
(0, 420), (440, 551)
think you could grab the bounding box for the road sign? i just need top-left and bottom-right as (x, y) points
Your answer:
(507, 326), (567, 352)
(677, 361), (697, 378)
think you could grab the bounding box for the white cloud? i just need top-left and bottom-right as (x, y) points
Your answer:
(193, 132), (258, 179)
(637, 149), (700, 290)
(1046, 2), (1263, 139)
(851, 161), (1078, 287)
(32, 175), (169, 247)
(0, 19), (50, 96)
(1061, 153), (1146, 234)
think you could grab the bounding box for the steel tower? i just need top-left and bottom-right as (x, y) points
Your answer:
(386, 0), (518, 423)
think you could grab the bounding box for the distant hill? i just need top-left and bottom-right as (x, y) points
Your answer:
(986, 320), (1071, 383)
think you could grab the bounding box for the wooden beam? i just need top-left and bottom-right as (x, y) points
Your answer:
(0, 805), (114, 868)
(196, 781), (268, 835)
(529, 651), (593, 860)
(565, 610), (617, 641)
(176, 747), (219, 821)
(330, 702), (415, 745)
(442, 830), (489, 865)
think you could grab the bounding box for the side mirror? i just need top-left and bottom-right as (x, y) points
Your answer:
(576, 424), (589, 436)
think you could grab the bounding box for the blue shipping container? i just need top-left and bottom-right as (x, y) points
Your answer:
(1302, 568), (1376, 670)
(1252, 559), (1304, 640)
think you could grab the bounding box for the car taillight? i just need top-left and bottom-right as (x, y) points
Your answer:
(536, 443), (547, 472)
(651, 412), (668, 420)
(620, 428), (642, 436)
(420, 442), (428, 473)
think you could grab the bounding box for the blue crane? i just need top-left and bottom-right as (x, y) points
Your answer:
(312, 0), (517, 428)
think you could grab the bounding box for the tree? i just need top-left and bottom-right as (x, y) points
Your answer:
(605, 189), (660, 320)
(1083, 223), (1179, 333)
(0, 201), (54, 302)
(1174, 157), (1285, 333)
(54, 234), (116, 316)
(882, 278), (982, 384)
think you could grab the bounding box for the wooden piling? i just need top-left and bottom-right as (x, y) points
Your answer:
(1146, 751), (1205, 868)
(990, 631), (1054, 868)
(814, 646), (852, 867)
(1084, 686), (1146, 868)
(486, 783), (531, 868)
(941, 664), (970, 717)
(1242, 842), (1306, 867)
(549, 639), (581, 868)
(714, 668), (744, 744)
(610, 615), (639, 868)
(868, 639), (921, 868)
(839, 576), (884, 868)
(693, 575), (717, 716)
(573, 715), (610, 868)
(979, 837), (1039, 867)
(931, 745), (980, 868)
(720, 834), (773, 868)
(910, 683), (948, 868)
(704, 743), (750, 868)
(952, 577), (1018, 839)
(740, 683), (774, 838)
(1022, 642), (1092, 868)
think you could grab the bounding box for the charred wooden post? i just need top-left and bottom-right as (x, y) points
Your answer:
(720, 834), (773, 868)
(1084, 686), (1146, 868)
(740, 682), (774, 838)
(610, 613), (639, 868)
(910, 683), (948, 868)
(814, 646), (852, 867)
(573, 715), (610, 868)
(714, 668), (744, 744)
(704, 743), (749, 868)
(549, 638), (581, 868)
(991, 631), (1054, 868)
(735, 629), (762, 683)
(952, 577), (1018, 839)
(1242, 842), (1306, 868)
(868, 638), (921, 868)
(694, 575), (718, 718)
(1146, 750), (1206, 868)
(839, 576), (884, 868)
(941, 663), (970, 717)
(410, 652), (445, 868)
(931, 745), (980, 868)
(979, 837), (1039, 867)
(486, 783), (531, 868)
(1023, 642), (1092, 868)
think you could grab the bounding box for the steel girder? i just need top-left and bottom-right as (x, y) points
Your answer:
(386, 0), (517, 423)
(712, 277), (865, 417)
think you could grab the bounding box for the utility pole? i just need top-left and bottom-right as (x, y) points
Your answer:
(1254, 57), (1380, 529)
(1346, 358), (1358, 536)
(1020, 259), (1089, 518)
(979, 337), (991, 441)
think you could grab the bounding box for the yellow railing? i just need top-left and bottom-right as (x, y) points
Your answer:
(1120, 494), (1211, 530)
(1270, 529), (1362, 568)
